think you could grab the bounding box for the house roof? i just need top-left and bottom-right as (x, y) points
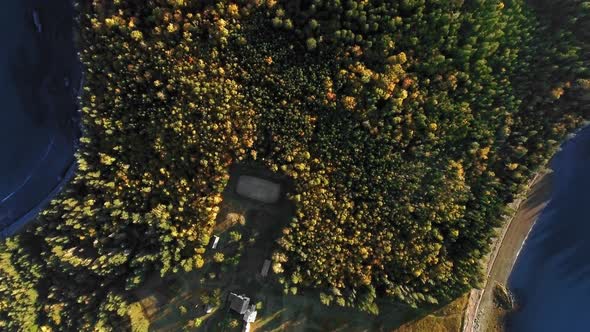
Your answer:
(243, 305), (257, 323)
(229, 293), (250, 315)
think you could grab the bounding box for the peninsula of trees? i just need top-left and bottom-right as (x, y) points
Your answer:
(1, 0), (588, 330)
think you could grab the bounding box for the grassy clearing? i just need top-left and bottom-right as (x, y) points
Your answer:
(395, 295), (469, 332)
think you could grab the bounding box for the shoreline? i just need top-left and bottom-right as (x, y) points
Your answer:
(0, 162), (77, 237)
(505, 125), (590, 331)
(462, 124), (589, 332)
(461, 168), (552, 332)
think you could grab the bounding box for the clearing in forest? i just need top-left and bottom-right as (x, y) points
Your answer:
(235, 175), (282, 204)
(135, 164), (295, 331)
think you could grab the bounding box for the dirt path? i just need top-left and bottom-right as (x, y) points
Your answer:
(462, 170), (553, 332)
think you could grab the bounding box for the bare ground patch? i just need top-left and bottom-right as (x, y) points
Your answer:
(236, 176), (282, 204)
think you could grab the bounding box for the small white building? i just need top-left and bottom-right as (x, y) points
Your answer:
(242, 305), (257, 332)
(229, 293), (258, 332)
(261, 259), (271, 277)
(229, 293), (250, 315)
(243, 304), (257, 322)
(211, 235), (220, 249)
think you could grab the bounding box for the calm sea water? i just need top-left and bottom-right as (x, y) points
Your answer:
(0, 0), (79, 235)
(508, 126), (590, 332)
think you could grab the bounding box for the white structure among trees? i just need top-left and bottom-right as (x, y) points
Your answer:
(211, 235), (220, 249)
(228, 293), (258, 332)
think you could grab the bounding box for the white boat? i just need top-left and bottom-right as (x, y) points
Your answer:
(33, 10), (42, 33)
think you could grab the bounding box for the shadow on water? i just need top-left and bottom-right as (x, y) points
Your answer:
(507, 126), (590, 332)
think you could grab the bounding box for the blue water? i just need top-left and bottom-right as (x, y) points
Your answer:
(0, 0), (80, 236)
(508, 126), (590, 332)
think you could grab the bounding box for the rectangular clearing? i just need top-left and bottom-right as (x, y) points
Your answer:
(236, 175), (281, 204)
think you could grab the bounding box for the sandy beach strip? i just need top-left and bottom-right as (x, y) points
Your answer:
(462, 168), (553, 332)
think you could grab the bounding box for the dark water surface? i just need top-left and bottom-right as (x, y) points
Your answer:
(0, 0), (80, 237)
(508, 126), (590, 332)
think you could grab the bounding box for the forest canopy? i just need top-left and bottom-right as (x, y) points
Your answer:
(1, 0), (589, 330)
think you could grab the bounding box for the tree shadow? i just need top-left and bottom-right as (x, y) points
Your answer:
(252, 284), (466, 332)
